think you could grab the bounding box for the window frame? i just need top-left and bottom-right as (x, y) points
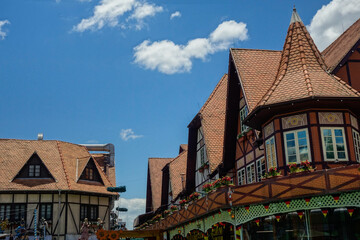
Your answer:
(237, 168), (246, 186)
(80, 204), (98, 221)
(352, 129), (360, 163)
(283, 128), (311, 164)
(240, 106), (249, 133)
(256, 157), (266, 182)
(246, 163), (255, 184)
(39, 203), (52, 221)
(29, 164), (41, 177)
(320, 127), (348, 161)
(265, 136), (277, 170)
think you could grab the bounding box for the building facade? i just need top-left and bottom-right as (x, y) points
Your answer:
(135, 9), (360, 240)
(0, 139), (118, 240)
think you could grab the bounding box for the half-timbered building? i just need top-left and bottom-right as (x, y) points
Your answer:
(0, 139), (117, 240)
(136, 8), (360, 240)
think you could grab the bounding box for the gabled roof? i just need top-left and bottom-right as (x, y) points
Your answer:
(322, 18), (360, 72)
(230, 49), (282, 112)
(257, 8), (360, 107)
(0, 139), (116, 195)
(168, 148), (187, 200)
(147, 158), (172, 211)
(198, 74), (228, 172)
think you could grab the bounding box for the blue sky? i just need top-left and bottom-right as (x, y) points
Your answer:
(1, 0), (359, 227)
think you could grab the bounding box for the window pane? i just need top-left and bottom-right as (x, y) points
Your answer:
(327, 152), (335, 159)
(287, 140), (295, 148)
(286, 133), (295, 140)
(335, 136), (344, 144)
(326, 144), (334, 151)
(323, 129), (332, 136)
(338, 152), (346, 159)
(300, 153), (309, 161)
(334, 129), (343, 137)
(289, 155), (297, 163)
(297, 130), (306, 139)
(299, 146), (308, 153)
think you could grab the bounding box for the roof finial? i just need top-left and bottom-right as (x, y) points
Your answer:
(290, 6), (302, 24)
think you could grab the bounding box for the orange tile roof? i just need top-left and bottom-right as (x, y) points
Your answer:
(148, 158), (173, 211)
(168, 148), (187, 199)
(230, 49), (282, 112)
(258, 9), (360, 106)
(322, 18), (360, 72)
(199, 74), (228, 172)
(0, 139), (117, 195)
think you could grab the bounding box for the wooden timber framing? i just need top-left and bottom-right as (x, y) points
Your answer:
(0, 191), (115, 240)
(145, 164), (360, 230)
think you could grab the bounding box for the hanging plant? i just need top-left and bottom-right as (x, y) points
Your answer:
(179, 199), (188, 206)
(199, 166), (205, 173)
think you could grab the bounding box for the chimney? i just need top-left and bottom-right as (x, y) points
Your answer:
(37, 133), (44, 140)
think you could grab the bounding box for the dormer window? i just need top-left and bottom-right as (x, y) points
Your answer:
(29, 165), (40, 177)
(78, 158), (104, 184)
(13, 152), (54, 180)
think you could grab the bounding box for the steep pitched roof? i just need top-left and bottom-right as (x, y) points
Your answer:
(198, 74), (228, 172)
(0, 139), (116, 195)
(258, 9), (360, 106)
(148, 158), (172, 211)
(230, 49), (282, 112)
(322, 18), (360, 72)
(168, 148), (187, 200)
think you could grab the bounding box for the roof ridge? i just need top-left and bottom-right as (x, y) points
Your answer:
(199, 74), (227, 114)
(230, 48), (281, 52)
(169, 150), (187, 165)
(56, 141), (71, 189)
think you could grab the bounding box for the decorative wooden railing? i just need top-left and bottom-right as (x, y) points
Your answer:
(146, 164), (360, 230)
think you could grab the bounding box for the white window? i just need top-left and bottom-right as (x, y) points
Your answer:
(321, 127), (348, 161)
(265, 137), (277, 169)
(240, 106), (249, 133)
(237, 168), (246, 186)
(168, 179), (173, 204)
(284, 129), (311, 164)
(246, 163), (255, 184)
(29, 165), (40, 177)
(256, 157), (266, 181)
(195, 127), (209, 191)
(352, 130), (360, 162)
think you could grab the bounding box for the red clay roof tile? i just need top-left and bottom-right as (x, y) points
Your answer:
(322, 18), (360, 72)
(198, 74), (228, 172)
(0, 139), (116, 195)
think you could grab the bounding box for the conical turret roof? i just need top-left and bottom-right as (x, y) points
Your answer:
(258, 8), (360, 106)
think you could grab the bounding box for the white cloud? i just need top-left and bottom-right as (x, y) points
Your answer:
(73, 0), (163, 32)
(308, 0), (360, 51)
(120, 129), (143, 141)
(113, 198), (146, 230)
(128, 2), (163, 29)
(170, 11), (181, 20)
(0, 20), (10, 40)
(133, 20), (249, 74)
